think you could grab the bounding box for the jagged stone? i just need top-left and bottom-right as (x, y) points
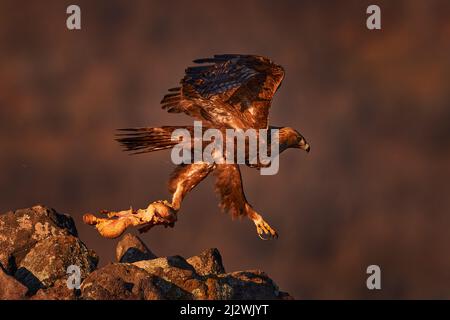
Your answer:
(116, 233), (157, 263)
(0, 206), (291, 300)
(31, 278), (78, 300)
(0, 205), (77, 273)
(187, 248), (225, 276)
(133, 256), (207, 299)
(15, 235), (98, 294)
(216, 270), (288, 299)
(80, 263), (188, 300)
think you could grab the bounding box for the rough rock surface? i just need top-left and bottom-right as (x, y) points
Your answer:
(81, 263), (174, 300)
(0, 266), (28, 299)
(133, 255), (203, 299)
(15, 235), (98, 293)
(115, 233), (157, 263)
(0, 206), (292, 300)
(31, 278), (78, 300)
(0, 205), (77, 273)
(187, 248), (226, 276)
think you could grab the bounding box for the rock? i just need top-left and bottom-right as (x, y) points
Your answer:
(131, 256), (288, 300)
(115, 233), (157, 263)
(0, 205), (77, 273)
(133, 256), (206, 299)
(133, 255), (196, 278)
(0, 205), (291, 300)
(216, 270), (289, 299)
(132, 256), (199, 288)
(187, 248), (225, 276)
(15, 235), (98, 294)
(0, 266), (28, 299)
(80, 263), (182, 300)
(31, 278), (78, 300)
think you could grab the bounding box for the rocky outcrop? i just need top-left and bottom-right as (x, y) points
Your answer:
(0, 205), (292, 300)
(0, 205), (77, 274)
(80, 263), (167, 300)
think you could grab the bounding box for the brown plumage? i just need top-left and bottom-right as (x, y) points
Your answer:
(116, 54), (310, 239)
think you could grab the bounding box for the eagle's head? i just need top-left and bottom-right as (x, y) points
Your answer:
(279, 127), (310, 153)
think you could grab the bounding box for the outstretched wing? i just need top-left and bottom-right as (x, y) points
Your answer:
(161, 54), (285, 129)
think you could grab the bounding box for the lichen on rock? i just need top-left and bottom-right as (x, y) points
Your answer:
(0, 205), (77, 273)
(14, 234), (98, 293)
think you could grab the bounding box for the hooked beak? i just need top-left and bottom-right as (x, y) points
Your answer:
(298, 140), (310, 153)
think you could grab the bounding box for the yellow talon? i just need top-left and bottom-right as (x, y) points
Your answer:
(254, 218), (278, 240)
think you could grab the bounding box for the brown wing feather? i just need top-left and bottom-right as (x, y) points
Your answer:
(161, 54), (285, 129)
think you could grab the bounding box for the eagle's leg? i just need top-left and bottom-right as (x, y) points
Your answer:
(214, 164), (278, 240)
(168, 163), (216, 210)
(245, 204), (279, 240)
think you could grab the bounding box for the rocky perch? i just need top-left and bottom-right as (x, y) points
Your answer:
(0, 205), (292, 300)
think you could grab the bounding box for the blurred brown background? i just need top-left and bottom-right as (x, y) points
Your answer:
(1, 0), (450, 299)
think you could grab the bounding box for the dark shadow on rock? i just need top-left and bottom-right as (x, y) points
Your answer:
(120, 248), (153, 263)
(7, 256), (17, 274)
(14, 267), (43, 295)
(149, 275), (194, 300)
(116, 233), (157, 263)
(167, 255), (197, 271)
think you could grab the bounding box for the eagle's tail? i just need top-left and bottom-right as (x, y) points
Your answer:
(115, 126), (191, 155)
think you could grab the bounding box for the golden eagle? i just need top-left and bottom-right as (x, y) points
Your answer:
(91, 54), (310, 240)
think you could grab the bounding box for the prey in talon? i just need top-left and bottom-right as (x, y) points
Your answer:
(83, 201), (177, 239)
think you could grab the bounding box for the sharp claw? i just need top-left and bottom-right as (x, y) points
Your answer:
(255, 219), (278, 240)
(258, 232), (269, 240)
